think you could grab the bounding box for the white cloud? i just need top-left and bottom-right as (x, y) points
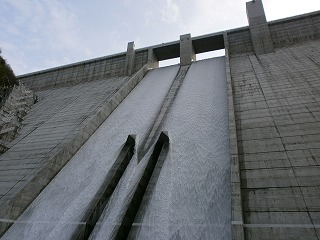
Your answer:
(0, 0), (92, 74)
(0, 40), (31, 74)
(144, 11), (153, 27)
(161, 0), (180, 23)
(45, 1), (82, 50)
(263, 0), (320, 21)
(182, 0), (248, 37)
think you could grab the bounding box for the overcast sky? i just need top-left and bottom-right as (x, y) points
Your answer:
(1, 0), (320, 75)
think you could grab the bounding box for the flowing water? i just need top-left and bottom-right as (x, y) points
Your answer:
(3, 57), (230, 240)
(129, 57), (230, 240)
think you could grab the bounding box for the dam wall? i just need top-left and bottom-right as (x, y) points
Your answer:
(0, 1), (319, 239)
(18, 50), (149, 91)
(228, 40), (320, 239)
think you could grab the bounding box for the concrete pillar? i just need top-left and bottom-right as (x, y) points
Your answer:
(246, 0), (274, 55)
(147, 48), (159, 69)
(124, 41), (135, 75)
(180, 34), (196, 66)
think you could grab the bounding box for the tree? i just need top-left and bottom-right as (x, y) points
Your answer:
(0, 49), (18, 105)
(0, 49), (18, 90)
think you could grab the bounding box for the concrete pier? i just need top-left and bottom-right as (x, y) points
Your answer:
(125, 42), (135, 76)
(246, 0), (274, 55)
(180, 34), (196, 66)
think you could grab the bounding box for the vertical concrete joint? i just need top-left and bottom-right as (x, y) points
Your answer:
(147, 48), (159, 69)
(180, 33), (196, 66)
(125, 41), (135, 76)
(246, 0), (274, 55)
(223, 31), (245, 240)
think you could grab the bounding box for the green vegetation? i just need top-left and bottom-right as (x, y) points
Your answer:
(0, 49), (18, 90)
(0, 49), (18, 103)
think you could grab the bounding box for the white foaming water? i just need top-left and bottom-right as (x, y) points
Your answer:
(3, 57), (230, 240)
(2, 65), (179, 240)
(129, 57), (230, 240)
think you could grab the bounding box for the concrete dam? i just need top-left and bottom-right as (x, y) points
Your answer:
(1, 0), (320, 239)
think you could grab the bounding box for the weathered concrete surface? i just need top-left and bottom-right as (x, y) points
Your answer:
(0, 65), (149, 236)
(269, 11), (320, 49)
(229, 39), (320, 239)
(18, 50), (149, 91)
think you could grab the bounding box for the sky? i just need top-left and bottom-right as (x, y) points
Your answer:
(1, 0), (320, 75)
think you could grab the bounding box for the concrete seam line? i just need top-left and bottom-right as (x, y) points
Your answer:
(244, 224), (320, 228)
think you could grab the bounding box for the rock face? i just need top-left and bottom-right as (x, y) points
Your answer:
(0, 84), (37, 154)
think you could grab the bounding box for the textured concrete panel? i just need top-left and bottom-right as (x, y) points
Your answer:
(230, 40), (320, 240)
(270, 12), (320, 48)
(18, 50), (149, 91)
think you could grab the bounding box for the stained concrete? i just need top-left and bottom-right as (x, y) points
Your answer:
(229, 40), (320, 239)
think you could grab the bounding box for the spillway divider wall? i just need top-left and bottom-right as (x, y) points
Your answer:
(137, 65), (190, 161)
(113, 132), (169, 240)
(74, 135), (135, 240)
(224, 32), (245, 240)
